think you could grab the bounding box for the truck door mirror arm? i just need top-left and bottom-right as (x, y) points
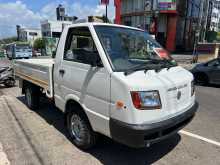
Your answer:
(52, 51), (56, 58)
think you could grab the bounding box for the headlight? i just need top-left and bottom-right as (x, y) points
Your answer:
(131, 91), (161, 110)
(191, 80), (195, 96)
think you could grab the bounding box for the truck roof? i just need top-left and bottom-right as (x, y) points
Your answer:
(67, 22), (144, 32)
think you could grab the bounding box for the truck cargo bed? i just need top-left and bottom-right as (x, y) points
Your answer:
(14, 58), (54, 98)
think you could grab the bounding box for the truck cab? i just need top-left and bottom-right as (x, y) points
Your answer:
(15, 23), (198, 149)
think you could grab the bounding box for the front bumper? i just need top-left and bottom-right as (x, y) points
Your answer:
(110, 102), (198, 148)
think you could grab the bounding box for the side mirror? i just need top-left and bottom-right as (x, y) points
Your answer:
(88, 52), (103, 67)
(213, 63), (219, 67)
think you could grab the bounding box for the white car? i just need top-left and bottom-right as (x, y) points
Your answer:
(14, 23), (198, 149)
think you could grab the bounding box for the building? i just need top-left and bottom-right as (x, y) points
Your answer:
(16, 26), (41, 44)
(115, 0), (181, 52)
(41, 20), (72, 56)
(41, 20), (72, 38)
(209, 0), (220, 32)
(115, 0), (213, 52)
(56, 4), (78, 22)
(180, 0), (206, 50)
(56, 4), (65, 21)
(42, 4), (77, 38)
(41, 4), (78, 56)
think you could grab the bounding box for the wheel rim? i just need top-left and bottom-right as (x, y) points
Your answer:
(70, 115), (83, 142)
(26, 89), (32, 107)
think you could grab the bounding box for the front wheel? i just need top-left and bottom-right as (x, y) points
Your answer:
(67, 110), (97, 150)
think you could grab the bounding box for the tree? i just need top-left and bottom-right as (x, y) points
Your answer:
(0, 36), (17, 45)
(33, 38), (45, 50)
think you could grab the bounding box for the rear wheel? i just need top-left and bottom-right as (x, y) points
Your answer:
(67, 110), (97, 150)
(25, 85), (40, 110)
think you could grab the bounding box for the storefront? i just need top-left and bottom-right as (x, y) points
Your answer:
(115, 0), (178, 52)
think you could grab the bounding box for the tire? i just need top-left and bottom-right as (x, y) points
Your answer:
(4, 78), (15, 88)
(67, 110), (97, 150)
(194, 72), (209, 85)
(25, 85), (40, 110)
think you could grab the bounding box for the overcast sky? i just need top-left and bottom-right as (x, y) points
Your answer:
(0, 0), (115, 39)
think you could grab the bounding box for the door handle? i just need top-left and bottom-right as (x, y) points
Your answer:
(59, 69), (65, 75)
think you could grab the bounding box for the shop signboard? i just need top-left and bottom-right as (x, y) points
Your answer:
(144, 0), (152, 11)
(197, 44), (216, 54)
(158, 0), (176, 11)
(101, 0), (109, 5)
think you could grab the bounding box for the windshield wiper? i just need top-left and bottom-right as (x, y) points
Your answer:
(146, 58), (177, 69)
(124, 64), (162, 76)
(124, 58), (178, 76)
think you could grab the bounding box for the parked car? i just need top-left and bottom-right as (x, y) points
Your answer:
(0, 50), (5, 58)
(14, 23), (198, 149)
(33, 50), (41, 57)
(0, 66), (15, 87)
(191, 58), (220, 85)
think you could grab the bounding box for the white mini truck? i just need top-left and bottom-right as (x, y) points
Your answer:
(14, 23), (198, 149)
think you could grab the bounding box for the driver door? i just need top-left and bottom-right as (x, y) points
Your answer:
(55, 26), (111, 136)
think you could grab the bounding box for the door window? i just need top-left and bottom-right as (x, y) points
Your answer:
(207, 59), (220, 67)
(64, 27), (99, 65)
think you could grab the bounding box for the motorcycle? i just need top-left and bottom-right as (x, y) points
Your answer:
(0, 66), (15, 87)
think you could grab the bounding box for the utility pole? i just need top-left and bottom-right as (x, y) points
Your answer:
(105, 3), (108, 23)
(100, 0), (109, 23)
(183, 0), (189, 49)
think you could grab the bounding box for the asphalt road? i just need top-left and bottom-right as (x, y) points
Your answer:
(0, 84), (220, 165)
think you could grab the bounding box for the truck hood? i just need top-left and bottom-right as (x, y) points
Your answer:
(112, 66), (194, 120)
(113, 66), (193, 91)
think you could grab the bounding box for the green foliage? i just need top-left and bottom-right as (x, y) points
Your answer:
(206, 31), (218, 43)
(33, 38), (45, 50)
(217, 32), (220, 41)
(0, 36), (17, 45)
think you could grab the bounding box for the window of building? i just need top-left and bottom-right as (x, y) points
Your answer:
(52, 32), (61, 38)
(29, 32), (38, 36)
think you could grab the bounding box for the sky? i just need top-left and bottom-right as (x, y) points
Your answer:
(0, 0), (115, 39)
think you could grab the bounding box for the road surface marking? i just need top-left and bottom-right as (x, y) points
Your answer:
(180, 130), (220, 147)
(0, 142), (10, 165)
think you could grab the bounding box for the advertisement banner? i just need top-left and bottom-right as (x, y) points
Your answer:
(158, 0), (176, 11)
(101, 0), (109, 5)
(144, 0), (152, 11)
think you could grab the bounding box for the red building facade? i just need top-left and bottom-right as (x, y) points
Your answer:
(114, 0), (184, 52)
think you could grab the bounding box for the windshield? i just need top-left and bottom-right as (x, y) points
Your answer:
(95, 26), (175, 72)
(16, 45), (32, 52)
